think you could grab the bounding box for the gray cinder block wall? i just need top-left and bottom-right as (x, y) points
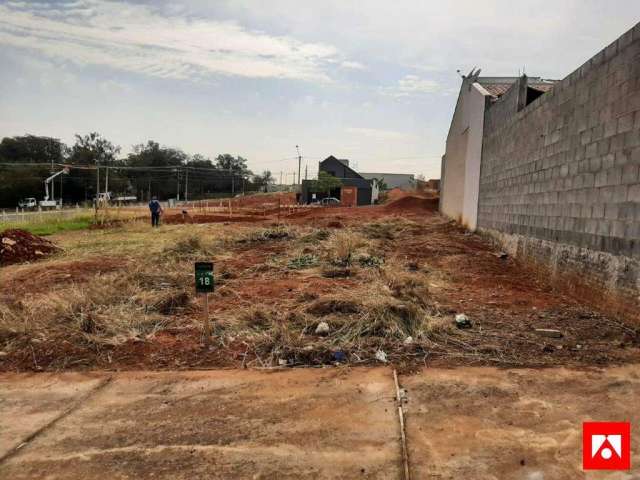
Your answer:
(477, 23), (640, 298)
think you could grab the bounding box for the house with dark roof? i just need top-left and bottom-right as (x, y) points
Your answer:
(300, 155), (374, 206)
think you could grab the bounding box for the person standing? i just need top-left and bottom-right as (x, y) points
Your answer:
(149, 196), (163, 227)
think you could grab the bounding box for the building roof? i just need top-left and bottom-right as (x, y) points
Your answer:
(476, 76), (556, 99)
(320, 155), (364, 179)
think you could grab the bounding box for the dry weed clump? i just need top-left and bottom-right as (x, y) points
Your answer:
(161, 235), (215, 259)
(220, 268), (449, 366)
(359, 218), (420, 240)
(0, 260), (196, 350)
(238, 225), (294, 244)
(383, 264), (430, 306)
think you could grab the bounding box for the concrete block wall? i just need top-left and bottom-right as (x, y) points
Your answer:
(478, 23), (640, 295)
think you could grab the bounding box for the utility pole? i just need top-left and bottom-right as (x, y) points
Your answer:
(185, 164), (189, 202)
(230, 168), (235, 195)
(279, 171), (283, 186)
(305, 164), (308, 181)
(296, 145), (302, 185)
(176, 168), (181, 201)
(104, 166), (109, 197)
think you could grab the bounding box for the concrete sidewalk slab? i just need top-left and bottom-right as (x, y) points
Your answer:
(0, 368), (400, 479)
(0, 373), (106, 459)
(403, 366), (640, 479)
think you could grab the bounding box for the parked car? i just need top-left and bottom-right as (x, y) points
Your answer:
(321, 197), (341, 206)
(18, 197), (37, 209)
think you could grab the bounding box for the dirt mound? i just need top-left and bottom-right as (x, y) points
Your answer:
(0, 229), (60, 266)
(386, 188), (406, 201)
(384, 195), (439, 212)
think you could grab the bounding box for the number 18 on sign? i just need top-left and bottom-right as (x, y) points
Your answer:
(195, 262), (214, 293)
(195, 262), (214, 344)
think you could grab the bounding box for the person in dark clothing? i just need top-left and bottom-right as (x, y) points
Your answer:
(149, 197), (163, 227)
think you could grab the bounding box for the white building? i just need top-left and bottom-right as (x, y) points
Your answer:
(440, 70), (554, 230)
(359, 172), (415, 190)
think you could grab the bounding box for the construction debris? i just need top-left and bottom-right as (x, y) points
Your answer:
(315, 321), (330, 335)
(375, 350), (388, 363)
(455, 313), (472, 329)
(0, 229), (60, 266)
(535, 328), (564, 338)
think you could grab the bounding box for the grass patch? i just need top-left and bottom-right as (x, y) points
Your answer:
(0, 216), (93, 236)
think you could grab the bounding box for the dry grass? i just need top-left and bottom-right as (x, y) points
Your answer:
(0, 216), (459, 368)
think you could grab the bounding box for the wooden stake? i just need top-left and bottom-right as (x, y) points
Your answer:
(203, 293), (211, 345)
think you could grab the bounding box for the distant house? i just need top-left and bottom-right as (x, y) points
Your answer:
(359, 172), (415, 191)
(300, 156), (374, 206)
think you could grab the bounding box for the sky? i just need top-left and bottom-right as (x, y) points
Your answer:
(0, 1), (639, 181)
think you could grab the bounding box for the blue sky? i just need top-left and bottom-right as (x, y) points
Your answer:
(1, 1), (639, 180)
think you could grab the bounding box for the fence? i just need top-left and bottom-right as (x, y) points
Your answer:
(0, 206), (91, 224)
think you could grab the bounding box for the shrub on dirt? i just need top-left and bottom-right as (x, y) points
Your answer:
(357, 254), (384, 268)
(154, 291), (193, 315)
(239, 225), (292, 243)
(162, 235), (213, 259)
(325, 230), (368, 266)
(300, 229), (330, 243)
(240, 307), (275, 329)
(307, 298), (361, 316)
(288, 254), (318, 270)
(360, 222), (396, 240)
(321, 266), (352, 278)
(384, 266), (430, 306)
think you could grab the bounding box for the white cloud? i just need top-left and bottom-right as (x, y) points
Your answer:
(0, 0), (359, 82)
(379, 75), (441, 98)
(346, 127), (415, 141)
(340, 60), (366, 70)
(99, 79), (132, 94)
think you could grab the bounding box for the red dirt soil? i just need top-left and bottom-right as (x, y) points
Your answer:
(384, 196), (439, 212)
(2, 195), (639, 372)
(0, 229), (60, 266)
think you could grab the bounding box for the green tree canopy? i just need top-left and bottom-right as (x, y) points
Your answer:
(215, 154), (252, 176)
(254, 170), (274, 192)
(309, 171), (342, 194)
(0, 135), (65, 164)
(68, 132), (121, 166)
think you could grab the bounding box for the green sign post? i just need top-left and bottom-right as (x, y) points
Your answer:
(195, 262), (214, 344)
(195, 262), (214, 293)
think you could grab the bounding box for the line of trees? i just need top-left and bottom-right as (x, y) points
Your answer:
(0, 133), (275, 208)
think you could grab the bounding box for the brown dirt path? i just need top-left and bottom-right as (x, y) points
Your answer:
(0, 368), (400, 479)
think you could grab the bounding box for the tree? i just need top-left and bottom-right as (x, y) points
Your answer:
(254, 170), (274, 193)
(127, 141), (187, 200)
(0, 135), (65, 165)
(68, 132), (120, 165)
(214, 154), (251, 175)
(309, 171), (342, 194)
(0, 135), (66, 207)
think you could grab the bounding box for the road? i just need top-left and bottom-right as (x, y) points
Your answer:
(1, 366), (639, 479)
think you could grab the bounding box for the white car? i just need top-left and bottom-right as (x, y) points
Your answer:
(321, 197), (341, 206)
(18, 197), (37, 209)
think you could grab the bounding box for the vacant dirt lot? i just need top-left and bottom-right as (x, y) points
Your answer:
(0, 193), (639, 371)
